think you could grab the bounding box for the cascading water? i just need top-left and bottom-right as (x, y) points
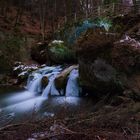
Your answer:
(26, 66), (61, 94)
(26, 65), (80, 98)
(42, 71), (60, 97)
(66, 69), (79, 97)
(27, 73), (42, 93)
(0, 65), (81, 127)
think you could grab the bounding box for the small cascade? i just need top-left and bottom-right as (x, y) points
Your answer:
(42, 72), (60, 97)
(27, 73), (42, 93)
(66, 69), (79, 97)
(26, 65), (80, 98)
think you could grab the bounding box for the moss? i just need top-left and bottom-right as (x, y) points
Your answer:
(49, 40), (76, 64)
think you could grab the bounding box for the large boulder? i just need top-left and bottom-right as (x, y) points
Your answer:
(77, 30), (140, 99)
(76, 28), (121, 95)
(79, 59), (122, 95)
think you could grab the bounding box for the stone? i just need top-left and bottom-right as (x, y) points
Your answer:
(79, 59), (121, 95)
(76, 29), (122, 95)
(55, 65), (78, 90)
(41, 76), (49, 88)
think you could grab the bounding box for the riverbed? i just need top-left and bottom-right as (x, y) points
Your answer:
(0, 86), (94, 128)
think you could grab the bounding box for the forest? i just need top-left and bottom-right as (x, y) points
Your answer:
(0, 0), (140, 140)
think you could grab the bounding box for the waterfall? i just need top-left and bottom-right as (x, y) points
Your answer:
(65, 69), (79, 97)
(26, 73), (42, 93)
(42, 73), (59, 97)
(26, 66), (60, 94)
(26, 65), (80, 98)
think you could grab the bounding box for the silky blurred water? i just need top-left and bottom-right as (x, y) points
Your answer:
(0, 86), (94, 127)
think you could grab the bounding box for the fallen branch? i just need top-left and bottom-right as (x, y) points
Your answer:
(0, 123), (37, 131)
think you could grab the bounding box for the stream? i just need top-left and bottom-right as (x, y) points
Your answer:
(0, 66), (94, 127)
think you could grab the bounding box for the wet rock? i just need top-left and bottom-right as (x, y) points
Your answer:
(13, 62), (39, 85)
(13, 64), (25, 76)
(55, 65), (78, 90)
(13, 62), (38, 76)
(14, 61), (23, 67)
(41, 76), (49, 88)
(17, 71), (29, 84)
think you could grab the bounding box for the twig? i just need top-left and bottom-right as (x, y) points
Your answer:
(0, 123), (37, 131)
(122, 127), (134, 135)
(68, 118), (93, 127)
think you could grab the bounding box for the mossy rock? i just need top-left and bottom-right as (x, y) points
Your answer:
(49, 40), (76, 64)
